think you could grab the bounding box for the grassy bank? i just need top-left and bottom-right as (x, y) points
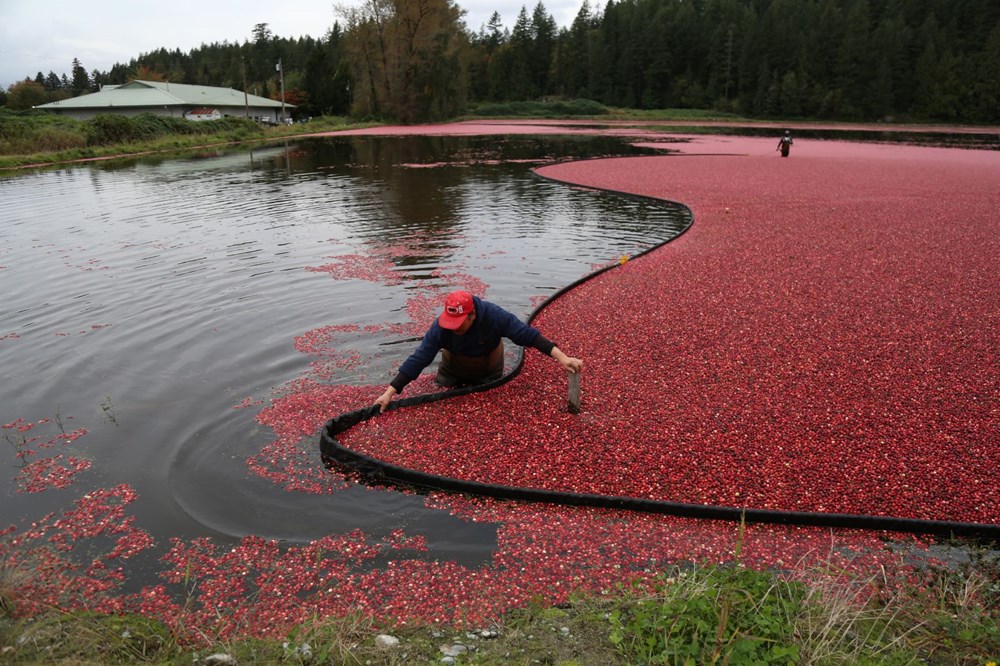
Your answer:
(3, 100), (997, 171)
(2, 546), (997, 665)
(0, 101), (751, 171)
(0, 111), (363, 170)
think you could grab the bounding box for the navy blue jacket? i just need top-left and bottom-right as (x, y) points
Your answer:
(391, 296), (555, 392)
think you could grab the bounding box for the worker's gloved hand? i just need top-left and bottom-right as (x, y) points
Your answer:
(375, 386), (397, 413)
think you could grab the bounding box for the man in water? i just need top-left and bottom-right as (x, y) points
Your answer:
(777, 130), (793, 157)
(374, 290), (583, 412)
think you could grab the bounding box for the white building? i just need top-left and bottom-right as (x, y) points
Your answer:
(184, 106), (223, 121)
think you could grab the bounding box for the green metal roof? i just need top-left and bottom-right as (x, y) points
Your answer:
(37, 80), (291, 110)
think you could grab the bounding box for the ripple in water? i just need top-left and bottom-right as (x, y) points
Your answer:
(0, 136), (689, 569)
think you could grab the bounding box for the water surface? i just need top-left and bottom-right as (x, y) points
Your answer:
(0, 135), (689, 569)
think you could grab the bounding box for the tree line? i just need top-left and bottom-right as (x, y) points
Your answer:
(4, 0), (999, 124)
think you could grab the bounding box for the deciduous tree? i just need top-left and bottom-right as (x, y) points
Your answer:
(339, 0), (469, 122)
(6, 79), (48, 109)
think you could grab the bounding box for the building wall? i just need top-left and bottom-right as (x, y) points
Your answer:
(43, 105), (283, 122)
(185, 109), (223, 121)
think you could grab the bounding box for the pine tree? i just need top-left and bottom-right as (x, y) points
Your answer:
(71, 58), (90, 94)
(530, 2), (557, 96)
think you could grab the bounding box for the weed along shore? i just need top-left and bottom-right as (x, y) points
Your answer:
(0, 111), (370, 170)
(2, 120), (999, 664)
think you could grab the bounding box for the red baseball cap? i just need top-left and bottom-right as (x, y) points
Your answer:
(439, 290), (474, 330)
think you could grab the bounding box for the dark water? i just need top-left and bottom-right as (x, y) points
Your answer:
(0, 135), (689, 570)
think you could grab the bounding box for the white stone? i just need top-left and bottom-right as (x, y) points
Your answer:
(440, 644), (468, 657)
(375, 634), (400, 649)
(204, 654), (238, 666)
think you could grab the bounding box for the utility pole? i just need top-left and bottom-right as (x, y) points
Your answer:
(241, 56), (249, 119)
(276, 58), (286, 124)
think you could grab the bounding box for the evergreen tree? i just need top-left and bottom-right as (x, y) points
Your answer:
(530, 2), (557, 96)
(702, 0), (748, 105)
(507, 7), (537, 99)
(475, 12), (509, 101)
(304, 23), (351, 116)
(834, 0), (874, 118)
(483, 10), (508, 51)
(642, 7), (673, 108)
(564, 0), (595, 98)
(966, 23), (1000, 121)
(251, 23), (276, 84)
(586, 0), (618, 103)
(10, 0), (1000, 123)
(779, 70), (801, 116)
(71, 58), (90, 94)
(867, 55), (894, 119)
(89, 69), (104, 92)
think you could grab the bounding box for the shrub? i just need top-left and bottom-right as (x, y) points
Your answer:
(199, 116), (263, 136)
(80, 113), (263, 147)
(0, 110), (87, 155)
(85, 114), (141, 145)
(27, 126), (86, 152)
(129, 113), (191, 139)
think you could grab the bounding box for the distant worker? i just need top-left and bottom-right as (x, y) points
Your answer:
(777, 130), (793, 157)
(374, 290), (583, 412)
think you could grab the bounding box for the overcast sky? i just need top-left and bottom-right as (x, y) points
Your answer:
(0, 0), (587, 90)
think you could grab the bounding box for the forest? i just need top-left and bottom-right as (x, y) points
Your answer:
(3, 0), (999, 124)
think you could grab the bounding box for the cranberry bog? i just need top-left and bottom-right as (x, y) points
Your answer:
(332, 133), (1000, 528)
(2, 123), (998, 638)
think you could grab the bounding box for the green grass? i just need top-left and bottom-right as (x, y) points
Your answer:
(3, 103), (993, 171)
(3, 99), (746, 171)
(2, 541), (997, 665)
(0, 111), (365, 170)
(608, 565), (805, 664)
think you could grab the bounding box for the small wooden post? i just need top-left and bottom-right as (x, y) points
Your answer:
(567, 372), (581, 414)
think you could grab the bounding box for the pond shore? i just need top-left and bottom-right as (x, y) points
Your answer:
(4, 116), (998, 171)
(3, 122), (998, 663)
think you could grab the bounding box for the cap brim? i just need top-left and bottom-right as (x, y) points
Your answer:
(438, 312), (468, 330)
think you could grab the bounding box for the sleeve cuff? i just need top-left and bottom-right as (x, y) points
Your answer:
(531, 334), (557, 357)
(389, 372), (412, 393)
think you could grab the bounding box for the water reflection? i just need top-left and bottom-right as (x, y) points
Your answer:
(0, 135), (689, 573)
